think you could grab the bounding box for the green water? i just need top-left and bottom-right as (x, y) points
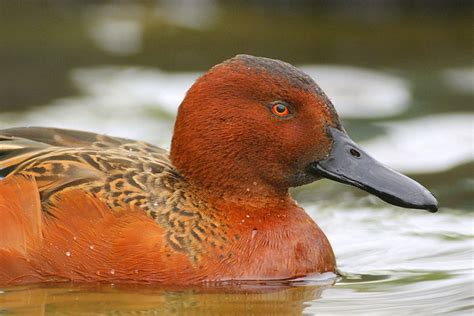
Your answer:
(0, 2), (472, 315)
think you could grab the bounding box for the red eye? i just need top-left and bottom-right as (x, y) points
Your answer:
(271, 103), (290, 117)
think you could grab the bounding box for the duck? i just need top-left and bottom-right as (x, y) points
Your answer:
(0, 55), (438, 285)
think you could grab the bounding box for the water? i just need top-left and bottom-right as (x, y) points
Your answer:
(0, 2), (472, 315)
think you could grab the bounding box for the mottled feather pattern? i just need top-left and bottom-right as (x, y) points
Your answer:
(0, 127), (229, 261)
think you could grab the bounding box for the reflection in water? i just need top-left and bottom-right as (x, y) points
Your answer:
(0, 278), (333, 315)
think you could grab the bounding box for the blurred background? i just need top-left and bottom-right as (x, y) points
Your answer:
(0, 1), (472, 315)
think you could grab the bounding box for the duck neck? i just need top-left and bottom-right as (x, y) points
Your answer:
(187, 176), (293, 210)
(172, 163), (292, 209)
(170, 149), (291, 209)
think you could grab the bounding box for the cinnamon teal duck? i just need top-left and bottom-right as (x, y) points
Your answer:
(0, 55), (438, 285)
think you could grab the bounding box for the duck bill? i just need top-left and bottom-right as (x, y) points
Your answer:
(309, 126), (438, 212)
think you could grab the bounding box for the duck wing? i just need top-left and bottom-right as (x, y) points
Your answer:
(0, 126), (142, 149)
(0, 128), (224, 264)
(0, 127), (174, 214)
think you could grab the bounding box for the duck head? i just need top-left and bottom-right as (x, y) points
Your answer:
(171, 55), (438, 212)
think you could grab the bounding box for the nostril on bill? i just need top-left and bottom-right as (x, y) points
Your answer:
(349, 148), (361, 158)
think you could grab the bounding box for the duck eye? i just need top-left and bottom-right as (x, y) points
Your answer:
(271, 103), (290, 117)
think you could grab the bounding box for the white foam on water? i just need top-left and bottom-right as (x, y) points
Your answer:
(301, 65), (411, 118)
(363, 113), (474, 173)
(0, 66), (196, 147)
(71, 66), (197, 115)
